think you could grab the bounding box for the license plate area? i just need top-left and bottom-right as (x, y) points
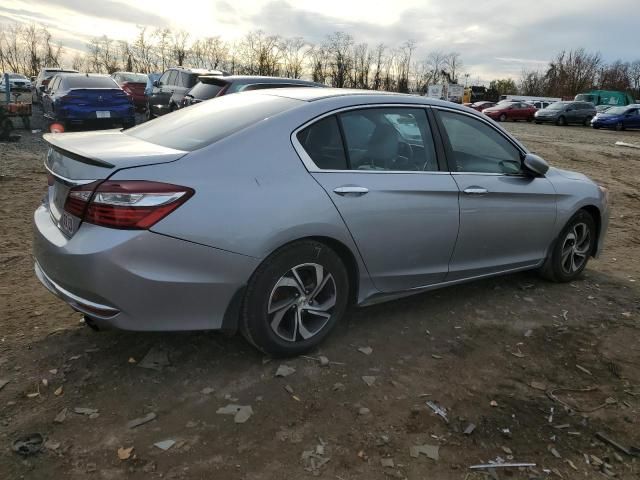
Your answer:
(60, 211), (75, 236)
(96, 111), (111, 118)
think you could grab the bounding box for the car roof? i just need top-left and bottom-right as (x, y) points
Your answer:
(198, 75), (319, 84)
(248, 87), (419, 102)
(170, 67), (224, 75)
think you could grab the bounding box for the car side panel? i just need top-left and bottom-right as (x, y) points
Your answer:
(111, 107), (380, 302)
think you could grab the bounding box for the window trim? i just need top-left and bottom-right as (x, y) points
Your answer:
(291, 103), (449, 175)
(431, 106), (530, 177)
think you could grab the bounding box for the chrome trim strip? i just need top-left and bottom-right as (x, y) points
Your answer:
(360, 262), (542, 306)
(291, 103), (448, 175)
(35, 262), (120, 318)
(43, 162), (97, 187)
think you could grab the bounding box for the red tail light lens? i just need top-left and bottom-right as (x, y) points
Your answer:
(63, 181), (193, 230)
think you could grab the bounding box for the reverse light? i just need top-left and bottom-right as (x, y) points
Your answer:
(63, 180), (194, 229)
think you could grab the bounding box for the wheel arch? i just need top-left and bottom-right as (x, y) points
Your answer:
(579, 205), (601, 257)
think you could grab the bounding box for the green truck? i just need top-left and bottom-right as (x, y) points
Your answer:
(575, 90), (635, 107)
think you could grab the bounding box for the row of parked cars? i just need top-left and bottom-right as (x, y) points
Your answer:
(464, 98), (640, 131)
(26, 66), (322, 130)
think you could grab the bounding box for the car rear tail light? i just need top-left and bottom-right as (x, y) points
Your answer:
(63, 180), (193, 230)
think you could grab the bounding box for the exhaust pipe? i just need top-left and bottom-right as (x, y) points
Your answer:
(83, 316), (100, 331)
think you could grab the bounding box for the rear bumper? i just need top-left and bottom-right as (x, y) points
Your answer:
(33, 205), (259, 331)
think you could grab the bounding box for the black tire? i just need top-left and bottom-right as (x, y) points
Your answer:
(584, 116), (592, 127)
(526, 116), (533, 123)
(535, 121), (542, 124)
(615, 122), (624, 131)
(539, 210), (596, 283)
(240, 240), (349, 357)
(556, 115), (566, 126)
(592, 125), (600, 129)
(499, 113), (507, 122)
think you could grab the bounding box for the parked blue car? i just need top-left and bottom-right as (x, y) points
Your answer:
(591, 105), (640, 131)
(42, 73), (135, 130)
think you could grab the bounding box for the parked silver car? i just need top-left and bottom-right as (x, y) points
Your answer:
(34, 89), (609, 356)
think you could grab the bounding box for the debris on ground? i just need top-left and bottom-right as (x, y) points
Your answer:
(117, 446), (134, 460)
(358, 407), (370, 415)
(546, 386), (615, 412)
(426, 400), (449, 423)
(595, 431), (635, 456)
(530, 381), (547, 391)
(357, 346), (373, 355)
(490, 400), (499, 407)
(469, 462), (536, 470)
(0, 378), (10, 391)
(201, 387), (215, 395)
(137, 347), (170, 371)
(432, 354), (443, 359)
(153, 439), (175, 451)
(127, 412), (157, 429)
(301, 443), (330, 473)
(333, 382), (345, 391)
(464, 423), (476, 435)
(362, 376), (376, 386)
(381, 457), (395, 468)
(275, 364), (296, 377)
(53, 386), (63, 396)
(576, 364), (593, 376)
(318, 355), (330, 366)
(74, 407), (98, 416)
(53, 408), (68, 424)
(216, 404), (253, 423)
(12, 433), (44, 456)
(44, 440), (60, 451)
(615, 141), (640, 149)
(410, 444), (439, 461)
(549, 445), (562, 458)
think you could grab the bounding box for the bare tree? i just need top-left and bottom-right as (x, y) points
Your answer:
(280, 37), (308, 79)
(519, 69), (547, 96)
(325, 32), (353, 88)
(172, 30), (190, 66)
(154, 28), (172, 71)
(445, 52), (463, 84)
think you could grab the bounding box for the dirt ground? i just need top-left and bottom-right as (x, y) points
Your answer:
(1, 113), (639, 480)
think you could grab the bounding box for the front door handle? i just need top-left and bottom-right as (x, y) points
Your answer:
(333, 186), (369, 197)
(463, 187), (489, 195)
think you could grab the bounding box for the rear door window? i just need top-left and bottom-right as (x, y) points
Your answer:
(188, 81), (227, 100)
(296, 116), (348, 170)
(166, 70), (178, 86)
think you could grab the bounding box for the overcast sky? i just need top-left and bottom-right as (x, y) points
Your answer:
(1, 0), (637, 82)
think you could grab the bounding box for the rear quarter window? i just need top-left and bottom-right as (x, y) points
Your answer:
(125, 93), (301, 151)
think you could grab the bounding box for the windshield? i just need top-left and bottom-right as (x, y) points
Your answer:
(8, 74), (27, 79)
(118, 73), (148, 83)
(125, 93), (301, 151)
(188, 80), (227, 100)
(605, 107), (628, 115)
(546, 102), (568, 111)
(575, 94), (594, 103)
(65, 76), (119, 88)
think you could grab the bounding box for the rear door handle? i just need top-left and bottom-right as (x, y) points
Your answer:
(463, 187), (489, 195)
(333, 186), (369, 197)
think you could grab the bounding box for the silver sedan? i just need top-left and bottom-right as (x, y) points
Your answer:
(33, 88), (609, 356)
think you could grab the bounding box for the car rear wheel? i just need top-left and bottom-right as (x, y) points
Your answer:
(499, 113), (507, 122)
(240, 240), (349, 357)
(539, 210), (595, 283)
(556, 116), (567, 126)
(584, 116), (592, 126)
(615, 122), (624, 131)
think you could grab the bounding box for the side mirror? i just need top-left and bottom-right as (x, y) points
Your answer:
(153, 80), (160, 87)
(523, 153), (549, 176)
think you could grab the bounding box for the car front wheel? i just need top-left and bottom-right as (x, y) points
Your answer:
(499, 113), (507, 122)
(540, 210), (595, 283)
(240, 240), (349, 357)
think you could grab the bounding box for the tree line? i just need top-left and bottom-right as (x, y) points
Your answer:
(1, 21), (639, 99)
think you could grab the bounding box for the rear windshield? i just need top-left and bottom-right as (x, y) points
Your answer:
(64, 76), (119, 89)
(125, 93), (300, 151)
(188, 80), (227, 100)
(118, 73), (148, 83)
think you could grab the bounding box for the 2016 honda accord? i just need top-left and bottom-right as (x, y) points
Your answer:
(34, 89), (609, 356)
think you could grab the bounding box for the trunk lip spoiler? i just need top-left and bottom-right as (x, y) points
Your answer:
(43, 161), (96, 187)
(44, 134), (115, 168)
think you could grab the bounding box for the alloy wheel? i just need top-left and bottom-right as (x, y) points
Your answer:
(267, 263), (337, 342)
(560, 222), (591, 275)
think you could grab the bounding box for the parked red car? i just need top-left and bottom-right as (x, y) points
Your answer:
(469, 101), (496, 112)
(482, 101), (537, 122)
(111, 72), (148, 112)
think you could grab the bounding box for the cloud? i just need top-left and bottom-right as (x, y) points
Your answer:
(30, 0), (169, 28)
